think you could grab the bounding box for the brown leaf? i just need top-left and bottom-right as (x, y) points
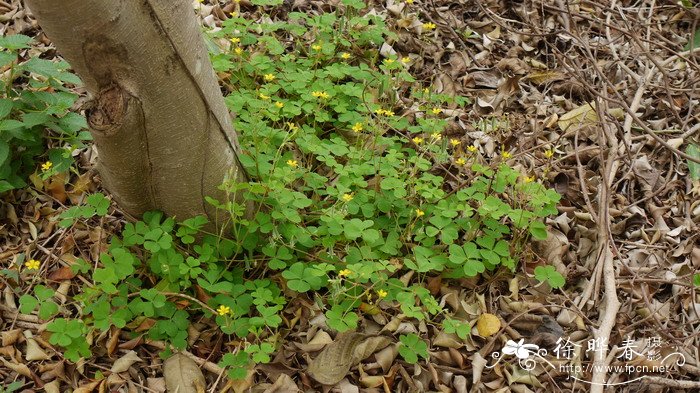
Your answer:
(106, 326), (120, 356)
(44, 380), (61, 393)
(163, 353), (205, 393)
(1, 329), (23, 346)
(46, 177), (68, 204)
(73, 380), (102, 393)
(262, 374), (299, 393)
(24, 332), (50, 361)
(1, 357), (32, 377)
(111, 350), (143, 373)
(307, 333), (391, 385)
(48, 266), (77, 281)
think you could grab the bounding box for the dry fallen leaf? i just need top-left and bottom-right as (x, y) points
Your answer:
(476, 313), (501, 337)
(163, 353), (205, 393)
(306, 333), (391, 385)
(1, 357), (32, 377)
(44, 380), (61, 393)
(24, 331), (50, 361)
(262, 374), (299, 393)
(111, 350), (143, 373)
(73, 380), (103, 393)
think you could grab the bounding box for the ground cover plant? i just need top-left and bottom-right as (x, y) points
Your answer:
(2, 0), (700, 391)
(18, 0), (560, 382)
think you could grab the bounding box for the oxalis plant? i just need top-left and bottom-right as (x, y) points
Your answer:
(0, 34), (90, 192)
(41, 0), (562, 380)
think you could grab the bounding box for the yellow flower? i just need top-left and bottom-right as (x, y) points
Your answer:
(234, 47), (244, 55)
(431, 133), (442, 140)
(352, 123), (363, 132)
(274, 101), (284, 108)
(217, 305), (232, 316)
(311, 91), (330, 99)
(455, 158), (466, 166)
(376, 289), (388, 298)
(467, 145), (478, 152)
(450, 139), (461, 147)
(286, 122), (299, 131)
(501, 151), (512, 159)
(412, 137), (424, 145)
(544, 149), (554, 159)
(423, 87), (430, 94)
(341, 52), (351, 59)
(401, 56), (411, 64)
(338, 269), (352, 277)
(423, 22), (437, 30)
(383, 58), (395, 65)
(41, 161), (53, 172)
(263, 73), (276, 82)
(415, 209), (425, 217)
(230, 37), (240, 44)
(259, 93), (270, 100)
(406, 0), (414, 3)
(229, 11), (238, 17)
(342, 193), (353, 202)
(524, 176), (535, 183)
(312, 44), (322, 51)
(374, 108), (394, 116)
(287, 160), (298, 168)
(431, 107), (442, 115)
(25, 259), (40, 270)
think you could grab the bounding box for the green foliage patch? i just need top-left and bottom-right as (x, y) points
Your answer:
(37, 0), (562, 379)
(0, 34), (88, 193)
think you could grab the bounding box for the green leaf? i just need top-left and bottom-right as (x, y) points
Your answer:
(326, 304), (359, 332)
(529, 221), (548, 240)
(693, 273), (700, 287)
(0, 51), (15, 68)
(0, 140), (9, 167)
(341, 0), (366, 9)
(534, 265), (565, 289)
(443, 318), (471, 340)
(463, 259), (485, 277)
(687, 144), (700, 181)
(19, 294), (38, 314)
(86, 193), (110, 216)
(685, 27), (700, 51)
(38, 301), (59, 320)
(0, 34), (32, 50)
(398, 334), (429, 364)
(0, 98), (13, 120)
(34, 285), (55, 301)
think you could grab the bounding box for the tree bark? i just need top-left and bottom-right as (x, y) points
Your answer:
(25, 0), (247, 225)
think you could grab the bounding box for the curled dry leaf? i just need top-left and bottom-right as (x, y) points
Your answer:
(295, 329), (333, 352)
(73, 380), (103, 393)
(44, 380), (61, 393)
(1, 329), (23, 346)
(373, 343), (398, 373)
(262, 373), (300, 393)
(163, 353), (205, 393)
(1, 357), (32, 377)
(111, 350), (143, 373)
(306, 333), (391, 385)
(24, 333), (50, 361)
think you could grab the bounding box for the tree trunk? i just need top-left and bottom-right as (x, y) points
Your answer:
(25, 0), (247, 225)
